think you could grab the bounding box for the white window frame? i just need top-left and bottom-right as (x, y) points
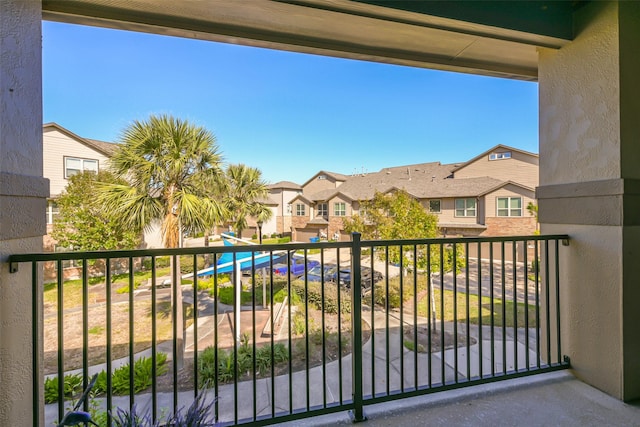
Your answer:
(489, 151), (512, 161)
(64, 156), (99, 178)
(334, 202), (346, 216)
(428, 199), (441, 213)
(317, 203), (328, 217)
(295, 203), (306, 216)
(46, 200), (59, 225)
(497, 197), (523, 217)
(455, 198), (476, 217)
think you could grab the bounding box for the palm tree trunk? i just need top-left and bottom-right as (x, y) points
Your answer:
(170, 254), (185, 370)
(164, 206), (185, 370)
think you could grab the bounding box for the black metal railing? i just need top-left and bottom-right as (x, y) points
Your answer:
(8, 234), (570, 426)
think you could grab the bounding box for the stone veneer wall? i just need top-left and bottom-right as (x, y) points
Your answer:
(484, 217), (537, 236)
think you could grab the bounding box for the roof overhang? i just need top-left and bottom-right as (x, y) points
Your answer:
(42, 0), (581, 81)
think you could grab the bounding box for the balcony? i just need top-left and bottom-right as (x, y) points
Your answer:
(8, 234), (593, 425)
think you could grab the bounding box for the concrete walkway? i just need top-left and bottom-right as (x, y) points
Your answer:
(47, 306), (589, 426)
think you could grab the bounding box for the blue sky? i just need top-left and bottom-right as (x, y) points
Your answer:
(43, 21), (538, 185)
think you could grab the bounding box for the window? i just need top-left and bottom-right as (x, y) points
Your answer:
(317, 203), (328, 217)
(489, 151), (512, 161)
(318, 174), (327, 180)
(455, 198), (476, 217)
(55, 245), (81, 268)
(295, 203), (306, 216)
(497, 197), (522, 217)
(64, 156), (98, 178)
(46, 200), (59, 224)
(428, 199), (441, 213)
(334, 202), (346, 216)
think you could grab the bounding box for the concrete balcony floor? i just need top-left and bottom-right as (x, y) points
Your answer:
(282, 371), (640, 426)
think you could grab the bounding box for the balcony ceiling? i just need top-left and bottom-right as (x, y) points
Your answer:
(42, 0), (579, 81)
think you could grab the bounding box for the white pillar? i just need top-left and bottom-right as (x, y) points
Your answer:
(538, 0), (640, 401)
(0, 0), (47, 424)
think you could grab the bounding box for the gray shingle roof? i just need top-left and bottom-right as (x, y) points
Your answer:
(301, 160), (534, 203)
(268, 180), (302, 190)
(313, 161), (457, 201)
(85, 138), (118, 156)
(301, 170), (349, 187)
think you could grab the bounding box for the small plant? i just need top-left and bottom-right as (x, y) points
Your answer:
(44, 373), (83, 404)
(92, 353), (168, 396)
(199, 338), (289, 384)
(58, 372), (218, 427)
(530, 258), (540, 273)
(88, 326), (104, 335)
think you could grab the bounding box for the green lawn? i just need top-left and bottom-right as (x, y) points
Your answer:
(416, 289), (537, 328)
(43, 266), (171, 309)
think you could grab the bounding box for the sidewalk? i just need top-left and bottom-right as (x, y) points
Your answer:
(46, 302), (640, 426)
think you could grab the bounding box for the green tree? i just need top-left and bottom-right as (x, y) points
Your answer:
(222, 163), (272, 238)
(527, 201), (539, 234)
(345, 190), (463, 322)
(99, 114), (226, 365)
(345, 190), (445, 269)
(99, 114), (226, 247)
(52, 170), (141, 251)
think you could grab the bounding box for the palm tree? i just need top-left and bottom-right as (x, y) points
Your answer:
(101, 114), (225, 247)
(100, 114), (226, 366)
(223, 163), (272, 238)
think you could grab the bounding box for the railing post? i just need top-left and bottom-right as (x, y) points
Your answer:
(350, 232), (367, 422)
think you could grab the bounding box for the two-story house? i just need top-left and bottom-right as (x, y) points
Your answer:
(43, 123), (117, 251)
(273, 145), (538, 242)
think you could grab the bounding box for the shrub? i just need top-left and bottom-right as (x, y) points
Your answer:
(530, 258), (540, 273)
(142, 256), (170, 270)
(217, 285), (253, 305)
(373, 274), (428, 309)
(44, 373), (83, 404)
(290, 279), (351, 314)
(93, 353), (168, 396)
(199, 338), (289, 384)
(292, 311), (307, 335)
(179, 255), (206, 274)
(254, 343), (287, 375)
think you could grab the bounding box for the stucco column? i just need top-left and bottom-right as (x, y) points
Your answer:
(0, 0), (48, 424)
(538, 1), (640, 401)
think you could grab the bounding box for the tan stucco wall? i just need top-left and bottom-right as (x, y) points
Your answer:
(539, 0), (640, 400)
(0, 1), (45, 424)
(540, 4), (620, 187)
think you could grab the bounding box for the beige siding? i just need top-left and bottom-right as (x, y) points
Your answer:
(435, 197), (481, 224)
(292, 200), (311, 219)
(43, 129), (111, 197)
(454, 150), (539, 189)
(328, 194), (352, 217)
(484, 184), (535, 218)
(303, 174), (342, 195)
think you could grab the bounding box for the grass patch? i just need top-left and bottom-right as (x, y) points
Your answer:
(416, 289), (537, 328)
(43, 267), (172, 309)
(88, 326), (103, 335)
